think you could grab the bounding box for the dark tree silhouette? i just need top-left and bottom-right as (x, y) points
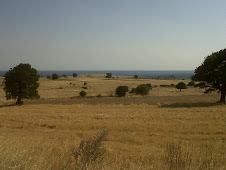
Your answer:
(175, 82), (187, 91)
(4, 63), (40, 105)
(52, 73), (59, 80)
(192, 48), (226, 102)
(73, 73), (78, 78)
(106, 73), (112, 79)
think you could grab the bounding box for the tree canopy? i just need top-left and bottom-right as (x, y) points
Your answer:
(192, 48), (226, 102)
(175, 82), (187, 91)
(4, 63), (40, 104)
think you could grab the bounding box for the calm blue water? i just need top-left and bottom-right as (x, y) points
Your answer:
(0, 70), (194, 79)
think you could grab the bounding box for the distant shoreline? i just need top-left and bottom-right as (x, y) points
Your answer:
(0, 70), (194, 78)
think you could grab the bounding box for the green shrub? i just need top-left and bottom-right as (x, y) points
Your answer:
(129, 88), (136, 94)
(160, 84), (170, 87)
(4, 63), (40, 105)
(135, 85), (150, 96)
(170, 84), (175, 87)
(52, 73), (59, 80)
(194, 81), (207, 88)
(175, 82), (187, 91)
(72, 130), (108, 169)
(187, 81), (195, 86)
(80, 91), (87, 97)
(106, 73), (112, 79)
(134, 75), (139, 79)
(73, 73), (78, 78)
(115, 86), (129, 97)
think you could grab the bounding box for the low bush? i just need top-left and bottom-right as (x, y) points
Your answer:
(160, 85), (170, 87)
(129, 88), (136, 94)
(116, 86), (129, 97)
(135, 85), (150, 96)
(80, 91), (87, 97)
(106, 73), (112, 79)
(52, 73), (59, 80)
(187, 81), (195, 86)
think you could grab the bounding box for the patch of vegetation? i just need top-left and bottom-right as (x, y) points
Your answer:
(52, 73), (59, 80)
(106, 73), (112, 79)
(4, 63), (40, 105)
(187, 81), (195, 86)
(129, 88), (136, 94)
(175, 82), (187, 91)
(160, 85), (170, 87)
(115, 86), (129, 97)
(135, 84), (151, 96)
(80, 91), (87, 97)
(164, 142), (192, 170)
(133, 75), (139, 79)
(73, 73), (78, 78)
(72, 130), (108, 169)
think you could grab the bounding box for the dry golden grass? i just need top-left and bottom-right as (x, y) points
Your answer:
(0, 76), (225, 169)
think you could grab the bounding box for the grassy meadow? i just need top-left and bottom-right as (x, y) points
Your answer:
(0, 75), (225, 169)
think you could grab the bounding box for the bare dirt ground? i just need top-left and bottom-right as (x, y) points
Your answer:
(0, 75), (225, 169)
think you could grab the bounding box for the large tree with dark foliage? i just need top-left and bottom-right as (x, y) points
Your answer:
(192, 48), (226, 102)
(4, 63), (40, 104)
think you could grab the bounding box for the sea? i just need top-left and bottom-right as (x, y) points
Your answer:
(0, 70), (194, 79)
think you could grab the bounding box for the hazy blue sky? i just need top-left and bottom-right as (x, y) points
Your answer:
(0, 0), (225, 70)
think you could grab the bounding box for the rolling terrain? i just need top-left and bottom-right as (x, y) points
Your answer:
(0, 75), (225, 169)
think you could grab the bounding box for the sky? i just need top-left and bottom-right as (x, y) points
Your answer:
(0, 0), (225, 70)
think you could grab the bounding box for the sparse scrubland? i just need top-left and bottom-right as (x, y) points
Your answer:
(0, 75), (225, 169)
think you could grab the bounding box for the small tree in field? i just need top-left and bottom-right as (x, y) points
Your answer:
(106, 73), (112, 79)
(134, 75), (139, 79)
(52, 73), (59, 80)
(176, 82), (187, 91)
(73, 73), (78, 78)
(192, 48), (226, 102)
(4, 63), (40, 105)
(115, 86), (129, 97)
(80, 91), (87, 97)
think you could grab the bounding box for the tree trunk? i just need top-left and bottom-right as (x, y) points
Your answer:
(16, 97), (23, 105)
(220, 84), (226, 102)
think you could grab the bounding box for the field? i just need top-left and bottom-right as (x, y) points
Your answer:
(0, 75), (225, 169)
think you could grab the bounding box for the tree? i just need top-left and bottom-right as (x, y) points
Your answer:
(134, 75), (139, 79)
(52, 73), (59, 80)
(115, 86), (129, 97)
(175, 82), (187, 91)
(192, 48), (226, 102)
(4, 63), (40, 105)
(73, 73), (78, 78)
(106, 73), (112, 79)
